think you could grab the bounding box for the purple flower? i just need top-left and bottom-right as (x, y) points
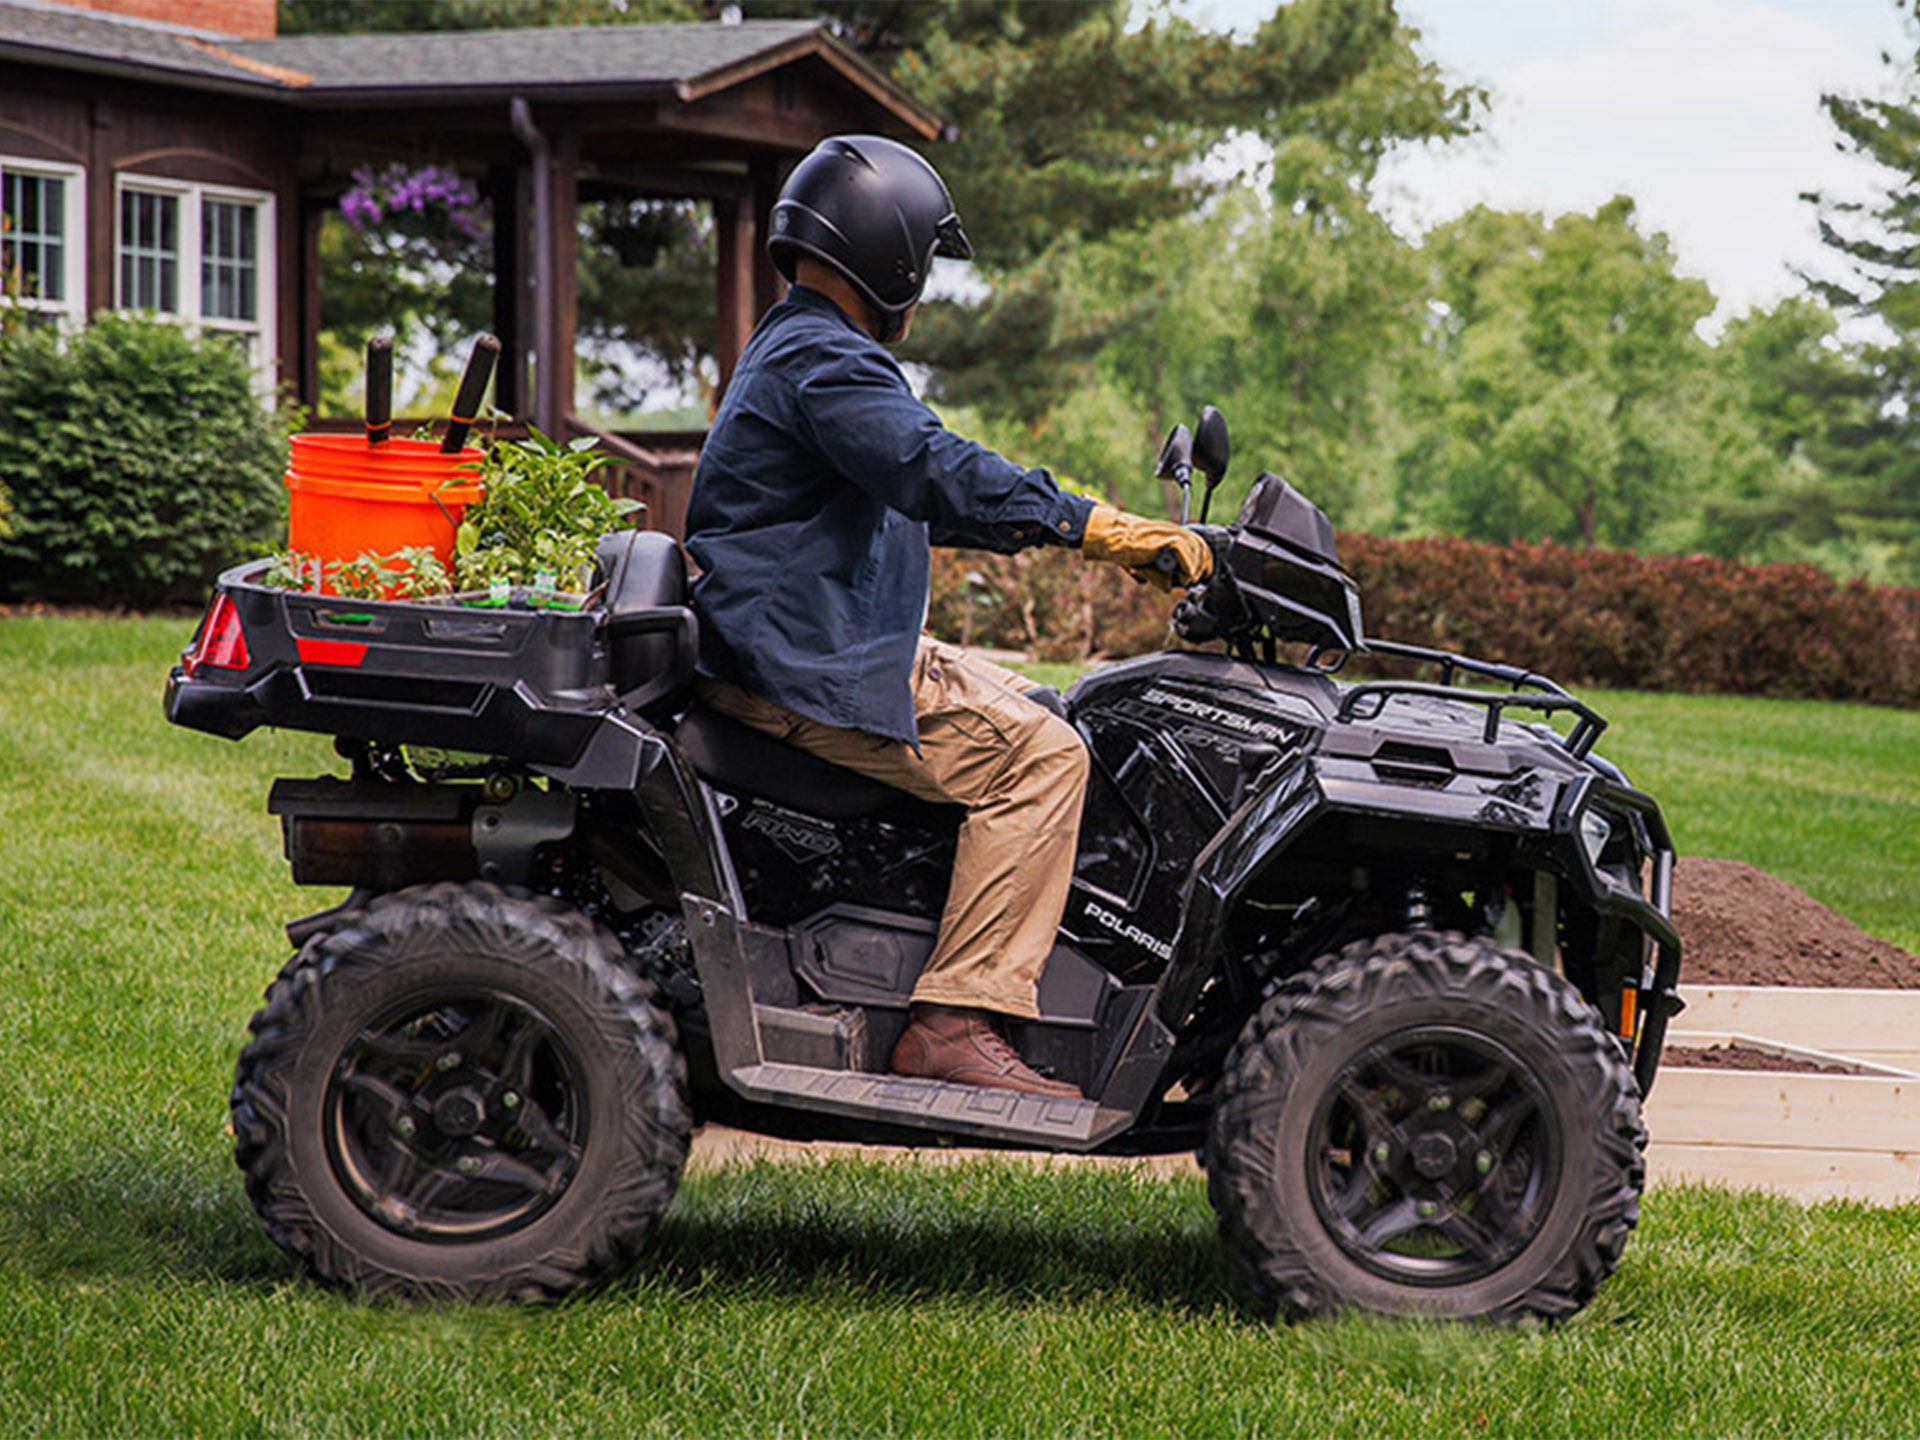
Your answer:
(339, 163), (490, 244)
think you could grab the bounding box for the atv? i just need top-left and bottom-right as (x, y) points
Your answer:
(164, 407), (1681, 1322)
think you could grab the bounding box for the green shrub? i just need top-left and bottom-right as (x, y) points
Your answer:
(1342, 533), (1920, 708)
(0, 314), (291, 609)
(928, 533), (1920, 707)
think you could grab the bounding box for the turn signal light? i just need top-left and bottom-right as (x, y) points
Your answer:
(183, 594), (250, 677)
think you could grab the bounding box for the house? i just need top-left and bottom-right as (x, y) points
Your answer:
(0, 0), (942, 530)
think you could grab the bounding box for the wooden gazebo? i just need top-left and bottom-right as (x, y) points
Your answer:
(0, 0), (942, 528)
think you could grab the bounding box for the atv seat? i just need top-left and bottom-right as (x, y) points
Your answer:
(673, 706), (931, 821)
(596, 531), (698, 718)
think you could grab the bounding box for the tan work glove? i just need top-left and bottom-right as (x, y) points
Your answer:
(1082, 504), (1214, 590)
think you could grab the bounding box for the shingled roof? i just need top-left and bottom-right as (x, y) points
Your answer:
(0, 0), (940, 133)
(0, 0), (285, 91)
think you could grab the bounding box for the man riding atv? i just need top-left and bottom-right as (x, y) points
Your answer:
(685, 134), (1212, 1096)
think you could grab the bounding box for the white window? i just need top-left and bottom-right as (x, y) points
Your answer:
(0, 156), (86, 329)
(116, 175), (275, 385)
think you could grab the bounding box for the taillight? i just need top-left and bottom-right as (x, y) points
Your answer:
(183, 593), (250, 677)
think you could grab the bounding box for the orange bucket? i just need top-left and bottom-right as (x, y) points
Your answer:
(285, 434), (485, 592)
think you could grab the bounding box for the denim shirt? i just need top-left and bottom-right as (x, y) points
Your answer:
(686, 286), (1094, 745)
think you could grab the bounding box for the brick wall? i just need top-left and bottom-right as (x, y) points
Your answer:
(52, 0), (277, 39)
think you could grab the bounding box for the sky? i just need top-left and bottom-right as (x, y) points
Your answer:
(1174, 0), (1918, 320)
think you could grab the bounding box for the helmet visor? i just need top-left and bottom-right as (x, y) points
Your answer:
(934, 212), (973, 262)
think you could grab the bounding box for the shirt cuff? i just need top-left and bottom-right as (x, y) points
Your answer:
(1047, 490), (1097, 546)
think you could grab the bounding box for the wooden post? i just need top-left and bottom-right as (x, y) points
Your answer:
(713, 189), (755, 399)
(298, 198), (324, 413)
(487, 162), (528, 417)
(540, 128), (580, 435)
(750, 156), (784, 320)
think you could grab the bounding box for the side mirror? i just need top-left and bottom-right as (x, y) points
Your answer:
(1155, 423), (1195, 523)
(1195, 405), (1230, 522)
(1155, 423), (1194, 483)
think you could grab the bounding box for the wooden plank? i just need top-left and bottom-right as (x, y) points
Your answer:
(543, 128), (580, 434)
(1648, 1141), (1920, 1205)
(1677, 985), (1920, 1062)
(1644, 1069), (1920, 1151)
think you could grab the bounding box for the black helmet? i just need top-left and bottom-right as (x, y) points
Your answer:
(769, 134), (972, 342)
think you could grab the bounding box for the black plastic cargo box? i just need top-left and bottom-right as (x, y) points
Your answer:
(165, 561), (614, 766)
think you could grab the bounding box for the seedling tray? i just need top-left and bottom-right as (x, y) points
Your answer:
(166, 561), (613, 765)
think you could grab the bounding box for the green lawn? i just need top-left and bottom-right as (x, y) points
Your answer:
(1585, 689), (1920, 953)
(3, 616), (1918, 1438)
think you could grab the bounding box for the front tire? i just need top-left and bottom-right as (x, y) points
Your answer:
(232, 882), (691, 1300)
(1206, 931), (1644, 1322)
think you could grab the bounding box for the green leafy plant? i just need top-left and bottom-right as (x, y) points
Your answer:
(383, 545), (452, 599)
(260, 549), (320, 591)
(0, 313), (292, 608)
(259, 545), (451, 599)
(454, 430), (638, 594)
(328, 553), (395, 600)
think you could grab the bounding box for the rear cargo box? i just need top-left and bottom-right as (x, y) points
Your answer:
(166, 561), (614, 766)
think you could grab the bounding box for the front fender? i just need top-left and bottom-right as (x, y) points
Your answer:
(1162, 750), (1681, 1093)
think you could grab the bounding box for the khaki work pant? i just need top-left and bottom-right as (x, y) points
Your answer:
(696, 638), (1089, 1019)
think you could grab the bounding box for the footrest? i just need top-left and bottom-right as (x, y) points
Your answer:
(729, 1062), (1127, 1149)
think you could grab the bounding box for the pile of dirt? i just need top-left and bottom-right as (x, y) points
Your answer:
(1669, 856), (1920, 989)
(1661, 1044), (1855, 1075)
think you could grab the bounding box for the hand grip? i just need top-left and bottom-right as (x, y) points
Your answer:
(440, 334), (501, 454)
(364, 336), (393, 446)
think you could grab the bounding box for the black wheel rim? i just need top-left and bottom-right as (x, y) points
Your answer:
(1304, 1025), (1563, 1288)
(324, 988), (590, 1243)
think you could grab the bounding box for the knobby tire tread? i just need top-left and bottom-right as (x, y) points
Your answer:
(1206, 930), (1646, 1323)
(231, 881), (692, 1301)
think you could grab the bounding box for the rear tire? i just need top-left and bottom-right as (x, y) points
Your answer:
(232, 882), (691, 1300)
(1206, 931), (1644, 1322)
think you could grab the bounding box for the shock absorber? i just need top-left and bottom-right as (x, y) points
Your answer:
(1404, 883), (1433, 930)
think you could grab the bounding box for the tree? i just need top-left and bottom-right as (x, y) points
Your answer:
(1391, 198), (1738, 551)
(281, 0), (1479, 467)
(281, 1), (698, 32)
(1693, 296), (1892, 575)
(724, 1), (1478, 450)
(1806, 12), (1920, 577)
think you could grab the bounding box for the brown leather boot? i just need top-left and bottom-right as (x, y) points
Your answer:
(890, 1004), (1082, 1098)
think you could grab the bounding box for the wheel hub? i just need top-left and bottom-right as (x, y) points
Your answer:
(432, 1085), (487, 1138)
(1409, 1130), (1458, 1179)
(324, 988), (589, 1242)
(1307, 1024), (1563, 1287)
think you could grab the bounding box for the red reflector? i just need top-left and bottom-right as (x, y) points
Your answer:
(183, 594), (250, 677)
(295, 637), (369, 667)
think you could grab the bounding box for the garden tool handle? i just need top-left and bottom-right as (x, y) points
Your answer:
(364, 336), (393, 446)
(440, 334), (500, 455)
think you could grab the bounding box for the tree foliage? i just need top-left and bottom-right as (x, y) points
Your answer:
(1390, 199), (1739, 550)
(274, 0), (1920, 578)
(1803, 11), (1920, 578)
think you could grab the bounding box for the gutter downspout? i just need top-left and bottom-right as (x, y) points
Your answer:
(509, 96), (555, 435)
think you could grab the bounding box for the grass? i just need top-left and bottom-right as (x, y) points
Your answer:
(1584, 689), (1920, 953)
(3, 616), (1918, 1437)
